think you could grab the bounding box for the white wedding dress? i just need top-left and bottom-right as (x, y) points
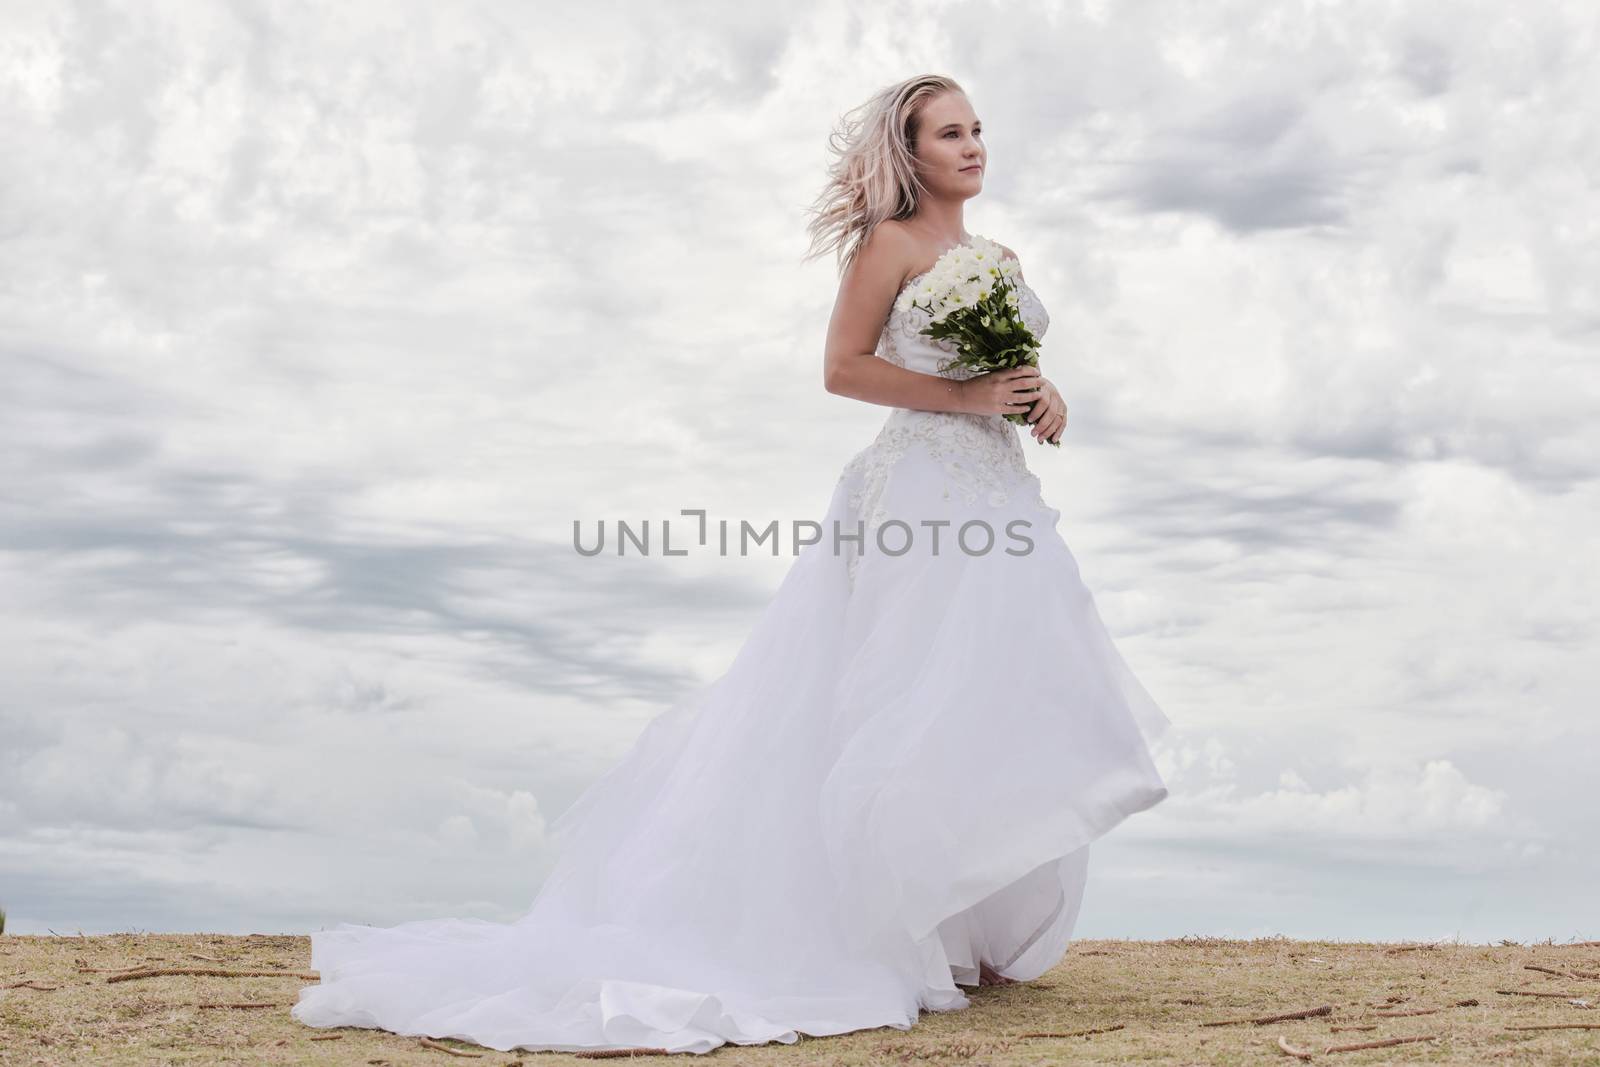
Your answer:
(292, 244), (1172, 1054)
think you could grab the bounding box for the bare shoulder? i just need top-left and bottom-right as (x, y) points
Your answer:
(854, 220), (925, 289)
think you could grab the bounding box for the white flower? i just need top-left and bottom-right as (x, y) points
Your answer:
(893, 232), (1027, 326)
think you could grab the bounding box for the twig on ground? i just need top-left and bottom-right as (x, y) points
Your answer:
(1496, 987), (1584, 999)
(197, 1002), (281, 1009)
(105, 966), (319, 983)
(1527, 963), (1600, 980)
(419, 1037), (484, 1057)
(1203, 1005), (1334, 1027)
(1324, 1034), (1438, 1053)
(1275, 1034), (1314, 1059)
(1016, 1024), (1125, 1038)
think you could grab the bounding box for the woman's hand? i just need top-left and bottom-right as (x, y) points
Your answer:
(957, 366), (1043, 416)
(1025, 377), (1068, 444)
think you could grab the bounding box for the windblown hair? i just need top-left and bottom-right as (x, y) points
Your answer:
(802, 74), (967, 277)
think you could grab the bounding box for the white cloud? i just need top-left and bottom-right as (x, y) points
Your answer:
(1200, 759), (1509, 838)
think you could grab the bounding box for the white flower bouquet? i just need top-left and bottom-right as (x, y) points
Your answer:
(896, 234), (1058, 447)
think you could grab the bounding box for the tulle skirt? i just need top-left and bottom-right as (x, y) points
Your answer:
(292, 415), (1172, 1054)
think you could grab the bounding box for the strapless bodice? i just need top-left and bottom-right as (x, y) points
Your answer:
(873, 269), (1052, 379)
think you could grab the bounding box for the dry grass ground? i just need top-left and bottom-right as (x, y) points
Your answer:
(2, 933), (1598, 1065)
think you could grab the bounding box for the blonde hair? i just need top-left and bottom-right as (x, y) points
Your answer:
(802, 74), (968, 277)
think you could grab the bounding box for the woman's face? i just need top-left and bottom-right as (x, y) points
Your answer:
(914, 91), (985, 197)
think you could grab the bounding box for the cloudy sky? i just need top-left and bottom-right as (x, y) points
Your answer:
(3, 0), (1596, 944)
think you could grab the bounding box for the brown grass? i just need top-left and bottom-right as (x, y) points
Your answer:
(1, 933), (1598, 1064)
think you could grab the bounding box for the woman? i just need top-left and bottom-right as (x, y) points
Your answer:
(292, 73), (1171, 1056)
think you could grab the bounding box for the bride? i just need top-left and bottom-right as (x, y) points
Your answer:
(291, 73), (1171, 1056)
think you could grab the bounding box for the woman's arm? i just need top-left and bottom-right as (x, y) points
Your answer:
(821, 223), (1039, 417)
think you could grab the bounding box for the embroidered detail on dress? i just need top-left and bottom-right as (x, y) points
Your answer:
(838, 412), (1051, 583)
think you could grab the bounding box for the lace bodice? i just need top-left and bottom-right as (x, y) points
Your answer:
(835, 258), (1059, 585)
